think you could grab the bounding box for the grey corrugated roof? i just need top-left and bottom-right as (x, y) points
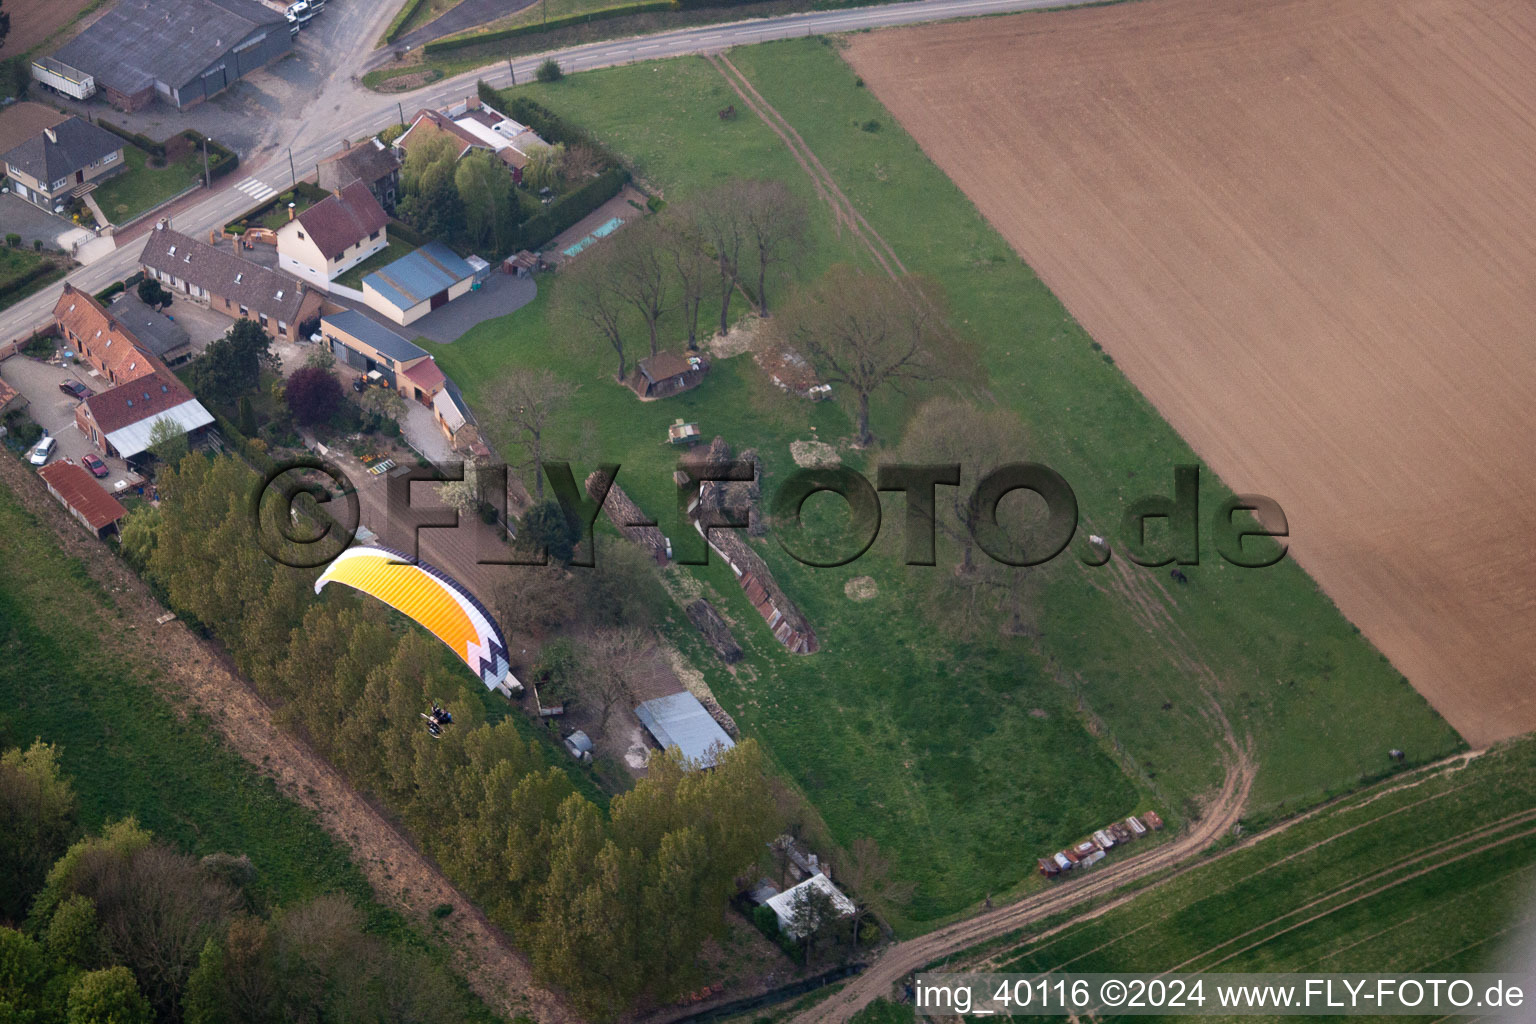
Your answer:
(321, 309), (429, 364)
(363, 241), (472, 311)
(634, 691), (734, 767)
(53, 0), (286, 96)
(1, 117), (122, 184)
(108, 295), (190, 361)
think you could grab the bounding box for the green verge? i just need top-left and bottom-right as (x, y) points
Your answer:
(0, 483), (496, 1020)
(984, 740), (1536, 1022)
(429, 42), (1461, 929)
(0, 247), (69, 312)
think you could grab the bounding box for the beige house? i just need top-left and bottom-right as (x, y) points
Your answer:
(1, 115), (124, 212)
(276, 181), (390, 288)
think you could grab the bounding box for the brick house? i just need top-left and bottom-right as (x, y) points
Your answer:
(139, 222), (322, 343)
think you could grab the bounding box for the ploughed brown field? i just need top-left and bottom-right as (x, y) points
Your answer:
(0, 0), (95, 58)
(845, 0), (1536, 747)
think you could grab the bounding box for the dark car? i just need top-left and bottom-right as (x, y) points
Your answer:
(82, 453), (109, 478)
(58, 380), (89, 400)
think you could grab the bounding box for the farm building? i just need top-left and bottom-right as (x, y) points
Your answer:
(1, 116), (124, 213)
(317, 139), (402, 212)
(634, 691), (735, 768)
(139, 224), (321, 343)
(276, 181), (390, 286)
(75, 371), (214, 462)
(362, 242), (475, 326)
(36, 462), (128, 539)
(765, 874), (855, 937)
(51, 0), (291, 111)
(319, 310), (433, 393)
(631, 351), (708, 399)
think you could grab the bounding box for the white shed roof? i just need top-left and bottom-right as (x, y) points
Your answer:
(105, 399), (215, 459)
(765, 873), (855, 937)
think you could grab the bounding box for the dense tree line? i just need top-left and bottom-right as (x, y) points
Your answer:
(119, 454), (782, 1015)
(0, 744), (471, 1024)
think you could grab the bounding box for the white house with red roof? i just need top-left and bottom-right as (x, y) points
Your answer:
(276, 181), (390, 287)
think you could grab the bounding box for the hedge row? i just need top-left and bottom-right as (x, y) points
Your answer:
(223, 182), (331, 235)
(515, 166), (629, 252)
(0, 263), (66, 312)
(97, 119), (166, 159)
(422, 0), (676, 54)
(384, 0), (429, 43)
(195, 133), (241, 182)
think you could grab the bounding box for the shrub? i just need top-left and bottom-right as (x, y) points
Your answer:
(93, 282), (125, 303)
(32, 239), (42, 251)
(431, 902), (454, 919)
(536, 59), (564, 83)
(5, 234), (19, 248)
(285, 368), (343, 425)
(137, 278), (170, 307)
(752, 904), (780, 936)
(860, 119), (881, 133)
(21, 333), (54, 358)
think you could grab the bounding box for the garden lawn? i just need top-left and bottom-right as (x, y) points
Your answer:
(90, 144), (203, 225)
(336, 236), (416, 290)
(429, 42), (1462, 928)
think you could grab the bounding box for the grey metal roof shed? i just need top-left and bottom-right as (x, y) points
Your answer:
(634, 691), (735, 768)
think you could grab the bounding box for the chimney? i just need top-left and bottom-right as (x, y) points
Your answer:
(287, 202), (296, 222)
(44, 127), (57, 144)
(342, 138), (351, 150)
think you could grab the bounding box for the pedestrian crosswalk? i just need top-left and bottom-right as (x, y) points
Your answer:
(233, 176), (277, 203)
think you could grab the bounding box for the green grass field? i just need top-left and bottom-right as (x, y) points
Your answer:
(90, 145), (204, 225)
(980, 739), (1536, 1022)
(426, 40), (1463, 928)
(0, 482), (493, 1017)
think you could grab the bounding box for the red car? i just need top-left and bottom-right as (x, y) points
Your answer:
(81, 453), (109, 478)
(58, 380), (89, 400)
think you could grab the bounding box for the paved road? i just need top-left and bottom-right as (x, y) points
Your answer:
(0, 0), (1093, 347)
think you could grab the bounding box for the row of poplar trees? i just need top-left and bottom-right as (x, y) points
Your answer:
(120, 454), (782, 1017)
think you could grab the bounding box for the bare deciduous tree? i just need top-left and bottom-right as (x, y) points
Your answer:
(659, 211), (713, 351)
(609, 218), (672, 358)
(559, 246), (631, 380)
(487, 368), (576, 502)
(776, 265), (952, 447)
(493, 565), (578, 642)
(560, 143), (604, 184)
(691, 184), (750, 336)
(838, 837), (914, 945)
(894, 397), (1031, 573)
(738, 179), (808, 317)
(585, 627), (649, 738)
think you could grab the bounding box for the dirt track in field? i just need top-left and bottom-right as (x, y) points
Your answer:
(845, 0), (1536, 748)
(0, 451), (578, 1024)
